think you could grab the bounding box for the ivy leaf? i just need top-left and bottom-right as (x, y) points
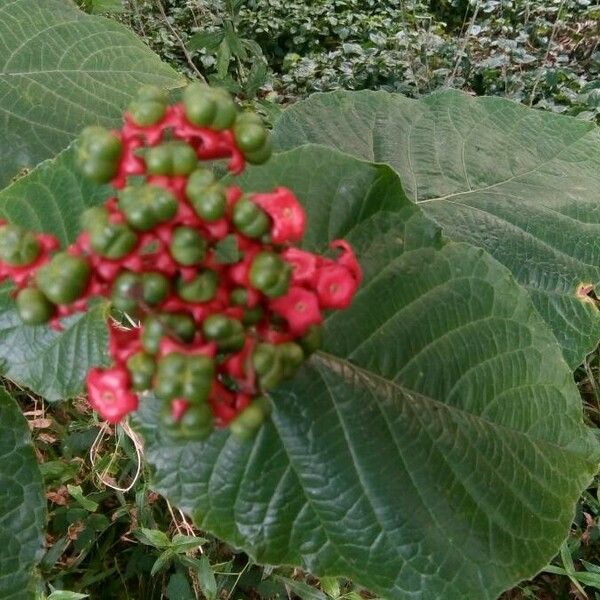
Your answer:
(134, 146), (599, 600)
(273, 89), (600, 368)
(0, 291), (109, 401)
(0, 146), (110, 246)
(134, 528), (171, 549)
(188, 30), (225, 53)
(67, 484), (99, 512)
(0, 388), (46, 599)
(216, 38), (232, 79)
(0, 0), (183, 188)
(197, 556), (217, 600)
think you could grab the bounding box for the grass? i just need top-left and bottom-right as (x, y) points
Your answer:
(22, 349), (600, 598)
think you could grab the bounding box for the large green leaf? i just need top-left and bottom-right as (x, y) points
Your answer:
(273, 90), (600, 368)
(0, 147), (110, 400)
(0, 0), (183, 188)
(0, 388), (46, 599)
(134, 146), (599, 600)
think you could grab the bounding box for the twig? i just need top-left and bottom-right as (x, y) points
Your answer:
(529, 0), (566, 107)
(89, 420), (144, 493)
(446, 0), (482, 88)
(154, 0), (207, 82)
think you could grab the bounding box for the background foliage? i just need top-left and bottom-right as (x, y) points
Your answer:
(118, 0), (600, 121)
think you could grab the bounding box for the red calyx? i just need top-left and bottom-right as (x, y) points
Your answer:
(87, 367), (139, 424)
(252, 188), (306, 244)
(0, 92), (362, 432)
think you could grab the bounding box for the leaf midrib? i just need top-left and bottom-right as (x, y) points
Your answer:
(312, 351), (593, 460)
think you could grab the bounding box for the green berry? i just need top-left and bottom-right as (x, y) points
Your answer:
(252, 343), (284, 390)
(180, 403), (214, 439)
(249, 252), (291, 298)
(279, 342), (305, 378)
(141, 272), (169, 305)
(186, 169), (226, 222)
(0, 224), (40, 266)
(233, 120), (268, 153)
(155, 352), (214, 403)
(244, 136), (272, 165)
(15, 288), (54, 325)
(202, 314), (245, 351)
(126, 351), (156, 391)
(36, 253), (91, 305)
(299, 324), (323, 355)
(183, 83), (218, 126)
(87, 218), (137, 260)
(229, 396), (271, 439)
(170, 226), (207, 266)
(111, 272), (141, 314)
(232, 198), (270, 239)
(177, 270), (218, 303)
(118, 184), (178, 231)
(76, 126), (122, 183)
(145, 142), (197, 176)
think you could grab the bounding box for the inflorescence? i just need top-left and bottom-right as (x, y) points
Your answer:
(0, 83), (361, 439)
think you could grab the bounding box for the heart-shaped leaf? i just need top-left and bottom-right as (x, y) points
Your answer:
(0, 388), (46, 599)
(134, 146), (599, 600)
(273, 90), (600, 368)
(0, 0), (184, 188)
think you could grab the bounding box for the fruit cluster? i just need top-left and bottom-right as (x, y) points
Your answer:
(0, 84), (361, 439)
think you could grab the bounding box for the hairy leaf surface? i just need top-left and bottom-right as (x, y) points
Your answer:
(134, 146), (599, 600)
(0, 388), (45, 599)
(273, 90), (600, 368)
(0, 147), (109, 399)
(0, 0), (183, 187)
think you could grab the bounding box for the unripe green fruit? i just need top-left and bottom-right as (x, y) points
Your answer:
(36, 253), (91, 305)
(118, 184), (178, 231)
(185, 169), (226, 222)
(86, 214), (137, 259)
(137, 85), (169, 104)
(142, 312), (196, 354)
(183, 84), (236, 130)
(244, 136), (272, 165)
(299, 324), (323, 355)
(232, 198), (270, 239)
(128, 100), (166, 126)
(16, 288), (54, 325)
(279, 342), (305, 378)
(230, 288), (248, 306)
(177, 270), (218, 303)
(76, 126), (122, 183)
(183, 83), (218, 126)
(233, 121), (268, 152)
(128, 85), (169, 126)
(111, 271), (169, 314)
(145, 142), (198, 176)
(180, 403), (214, 439)
(229, 396), (271, 439)
(249, 252), (291, 298)
(202, 314), (245, 351)
(170, 227), (207, 266)
(252, 343), (283, 390)
(242, 306), (263, 325)
(111, 272), (140, 314)
(141, 272), (169, 305)
(155, 352), (214, 403)
(0, 224), (40, 266)
(126, 351), (156, 391)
